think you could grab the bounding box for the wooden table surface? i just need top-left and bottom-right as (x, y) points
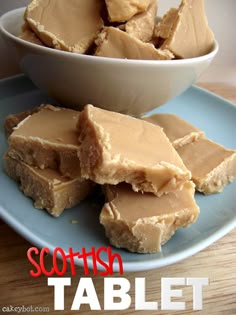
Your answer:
(0, 83), (235, 315)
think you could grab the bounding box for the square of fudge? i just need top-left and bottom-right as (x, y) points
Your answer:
(159, 0), (215, 58)
(8, 105), (81, 179)
(124, 0), (157, 42)
(100, 181), (199, 253)
(177, 138), (236, 194)
(143, 113), (205, 148)
(25, 0), (104, 54)
(5, 154), (93, 217)
(77, 105), (191, 196)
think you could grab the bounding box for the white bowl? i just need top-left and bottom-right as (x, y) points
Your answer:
(0, 7), (218, 116)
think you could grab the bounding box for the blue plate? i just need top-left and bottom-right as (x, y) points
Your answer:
(0, 75), (235, 272)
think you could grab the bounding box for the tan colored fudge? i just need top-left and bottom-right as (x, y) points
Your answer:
(77, 105), (191, 196)
(105, 0), (152, 22)
(154, 8), (178, 40)
(125, 0), (157, 42)
(20, 23), (44, 46)
(8, 105), (81, 179)
(25, 0), (104, 53)
(143, 114), (205, 148)
(100, 181), (199, 253)
(95, 27), (174, 60)
(177, 138), (236, 194)
(5, 154), (93, 217)
(158, 0), (215, 58)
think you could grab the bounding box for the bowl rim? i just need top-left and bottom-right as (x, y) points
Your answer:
(0, 7), (219, 67)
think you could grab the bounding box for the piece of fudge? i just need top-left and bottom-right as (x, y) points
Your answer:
(154, 8), (178, 40)
(19, 23), (44, 46)
(143, 114), (205, 148)
(95, 27), (174, 60)
(159, 0), (215, 58)
(4, 105), (45, 138)
(125, 0), (157, 42)
(5, 154), (93, 217)
(8, 105), (81, 179)
(105, 0), (152, 22)
(177, 138), (236, 194)
(25, 0), (104, 53)
(77, 105), (191, 196)
(100, 181), (199, 253)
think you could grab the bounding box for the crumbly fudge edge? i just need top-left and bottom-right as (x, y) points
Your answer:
(195, 151), (236, 194)
(4, 154), (94, 217)
(8, 134), (81, 179)
(173, 131), (205, 149)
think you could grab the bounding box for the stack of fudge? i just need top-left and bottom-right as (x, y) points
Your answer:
(20, 0), (214, 60)
(4, 105), (236, 253)
(4, 105), (94, 217)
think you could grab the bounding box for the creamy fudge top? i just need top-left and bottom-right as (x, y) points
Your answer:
(143, 114), (205, 146)
(11, 105), (80, 147)
(25, 0), (104, 53)
(95, 26), (174, 60)
(103, 181), (199, 222)
(4, 105), (44, 138)
(79, 105), (189, 171)
(105, 0), (152, 22)
(160, 0), (215, 58)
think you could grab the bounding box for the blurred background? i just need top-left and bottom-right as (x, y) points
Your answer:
(0, 0), (235, 84)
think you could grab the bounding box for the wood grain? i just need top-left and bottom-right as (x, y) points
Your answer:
(0, 83), (235, 315)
